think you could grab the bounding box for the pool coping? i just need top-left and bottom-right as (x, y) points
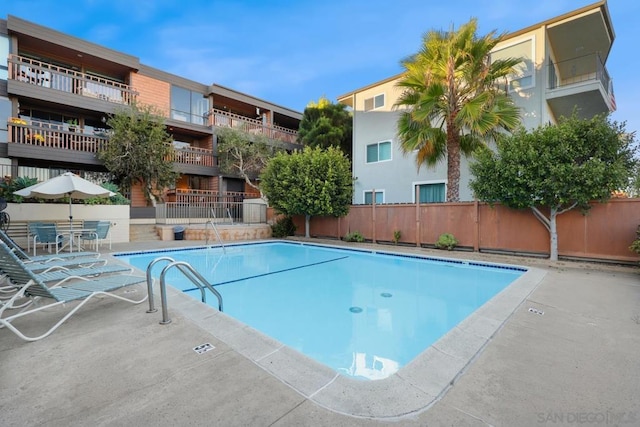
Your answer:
(121, 240), (546, 420)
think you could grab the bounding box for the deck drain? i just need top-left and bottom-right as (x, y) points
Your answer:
(349, 306), (363, 314)
(528, 307), (544, 315)
(193, 343), (215, 354)
(380, 292), (392, 298)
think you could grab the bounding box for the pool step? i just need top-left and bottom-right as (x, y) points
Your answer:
(129, 224), (161, 242)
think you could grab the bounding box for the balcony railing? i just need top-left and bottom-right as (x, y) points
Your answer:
(548, 53), (614, 98)
(8, 119), (109, 152)
(208, 108), (299, 144)
(165, 189), (250, 205)
(7, 119), (215, 167)
(166, 146), (216, 167)
(7, 54), (138, 105)
(156, 200), (267, 225)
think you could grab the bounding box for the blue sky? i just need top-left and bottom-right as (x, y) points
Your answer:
(2, 0), (638, 135)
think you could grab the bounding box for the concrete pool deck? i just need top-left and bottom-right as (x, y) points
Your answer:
(1, 238), (639, 426)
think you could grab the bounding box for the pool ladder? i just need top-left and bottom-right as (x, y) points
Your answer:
(146, 256), (223, 324)
(206, 208), (226, 253)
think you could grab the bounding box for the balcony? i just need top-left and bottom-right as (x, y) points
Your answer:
(208, 108), (299, 146)
(8, 119), (109, 150)
(546, 53), (616, 120)
(7, 54), (137, 106)
(7, 119), (215, 171)
(166, 145), (217, 176)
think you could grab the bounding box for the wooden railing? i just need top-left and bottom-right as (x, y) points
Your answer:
(8, 120), (109, 152)
(166, 146), (216, 167)
(208, 108), (299, 144)
(7, 54), (138, 105)
(8, 119), (214, 168)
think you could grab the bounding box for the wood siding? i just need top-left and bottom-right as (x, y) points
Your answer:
(280, 199), (640, 263)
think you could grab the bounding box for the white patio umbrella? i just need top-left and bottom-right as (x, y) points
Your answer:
(14, 172), (115, 251)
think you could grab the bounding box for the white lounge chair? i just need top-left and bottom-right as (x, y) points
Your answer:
(0, 240), (147, 342)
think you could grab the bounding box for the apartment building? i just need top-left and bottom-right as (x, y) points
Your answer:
(0, 15), (302, 217)
(337, 0), (616, 205)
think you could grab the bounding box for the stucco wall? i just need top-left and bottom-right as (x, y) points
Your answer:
(349, 28), (559, 204)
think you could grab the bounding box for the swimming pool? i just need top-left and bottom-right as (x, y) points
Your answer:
(116, 241), (525, 381)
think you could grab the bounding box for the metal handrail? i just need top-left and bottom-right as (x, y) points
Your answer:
(226, 207), (234, 225)
(145, 256), (175, 313)
(151, 260), (223, 325)
(206, 208), (226, 253)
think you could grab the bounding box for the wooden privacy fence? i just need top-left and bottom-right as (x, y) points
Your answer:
(274, 198), (640, 263)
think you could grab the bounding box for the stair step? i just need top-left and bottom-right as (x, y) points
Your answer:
(129, 224), (161, 242)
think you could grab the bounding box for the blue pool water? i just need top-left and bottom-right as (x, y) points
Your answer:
(116, 242), (525, 380)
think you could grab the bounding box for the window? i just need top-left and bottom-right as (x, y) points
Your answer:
(0, 97), (9, 142)
(416, 183), (445, 203)
(0, 35), (8, 80)
(366, 141), (391, 163)
(171, 85), (209, 125)
(364, 190), (384, 205)
(364, 94), (385, 111)
(491, 38), (534, 91)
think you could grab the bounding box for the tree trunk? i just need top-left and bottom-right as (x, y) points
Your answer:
(549, 207), (558, 261)
(305, 214), (311, 238)
(146, 185), (157, 207)
(446, 128), (461, 202)
(531, 206), (561, 261)
(242, 174), (264, 199)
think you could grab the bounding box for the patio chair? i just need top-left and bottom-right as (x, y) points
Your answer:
(0, 240), (147, 342)
(27, 222), (41, 253)
(32, 224), (67, 256)
(0, 229), (100, 263)
(80, 220), (112, 251)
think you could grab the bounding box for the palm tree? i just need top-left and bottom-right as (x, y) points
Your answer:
(395, 18), (522, 202)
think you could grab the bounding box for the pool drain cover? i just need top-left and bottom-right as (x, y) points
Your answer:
(380, 292), (392, 298)
(193, 343), (215, 354)
(349, 306), (363, 314)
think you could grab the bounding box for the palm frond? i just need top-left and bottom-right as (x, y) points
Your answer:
(393, 17), (523, 187)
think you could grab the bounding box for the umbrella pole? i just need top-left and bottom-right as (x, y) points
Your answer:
(68, 195), (73, 253)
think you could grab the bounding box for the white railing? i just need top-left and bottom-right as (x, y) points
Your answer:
(156, 201), (266, 225)
(8, 54), (138, 105)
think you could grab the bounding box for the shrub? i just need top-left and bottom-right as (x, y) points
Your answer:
(435, 233), (458, 250)
(344, 231), (365, 243)
(393, 230), (401, 245)
(84, 183), (130, 205)
(271, 215), (296, 238)
(0, 176), (38, 202)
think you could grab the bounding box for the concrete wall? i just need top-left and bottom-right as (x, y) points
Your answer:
(5, 203), (130, 243)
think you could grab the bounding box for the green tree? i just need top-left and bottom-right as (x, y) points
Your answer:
(470, 114), (636, 261)
(626, 162), (640, 197)
(298, 96), (353, 159)
(260, 146), (353, 238)
(217, 127), (282, 196)
(98, 103), (178, 206)
(395, 18), (522, 202)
